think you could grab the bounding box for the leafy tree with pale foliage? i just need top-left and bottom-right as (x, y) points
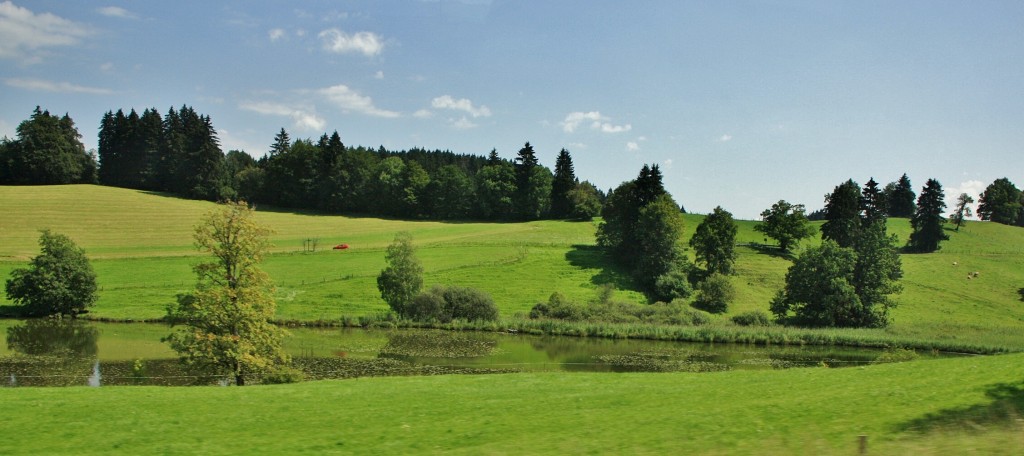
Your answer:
(754, 200), (816, 252)
(377, 232), (424, 317)
(978, 177), (1022, 226)
(165, 201), (288, 386)
(950, 193), (974, 232)
(5, 230), (97, 317)
(689, 206), (738, 275)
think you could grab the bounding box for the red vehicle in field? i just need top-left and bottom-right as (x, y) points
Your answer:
(332, 243), (349, 250)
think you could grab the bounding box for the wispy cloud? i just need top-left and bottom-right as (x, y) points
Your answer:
(451, 117), (477, 130)
(0, 1), (93, 63)
(268, 28), (286, 42)
(318, 28), (384, 56)
(97, 6), (136, 19)
(374, 70), (384, 80)
(239, 101), (326, 131)
(413, 109), (434, 119)
(626, 141), (640, 152)
(561, 111), (631, 133)
(5, 77), (113, 95)
(431, 95), (491, 118)
(718, 134), (733, 142)
(317, 84), (400, 118)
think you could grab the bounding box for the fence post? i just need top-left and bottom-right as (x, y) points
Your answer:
(858, 435), (868, 454)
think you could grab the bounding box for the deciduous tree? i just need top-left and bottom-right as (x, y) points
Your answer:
(821, 179), (862, 248)
(164, 201), (288, 386)
(754, 200), (815, 252)
(5, 230), (98, 317)
(689, 206), (738, 275)
(950, 193), (974, 232)
(978, 178), (1022, 226)
(377, 232), (424, 317)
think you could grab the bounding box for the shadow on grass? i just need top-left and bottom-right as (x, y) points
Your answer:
(743, 243), (797, 261)
(0, 305), (31, 318)
(896, 382), (1024, 434)
(564, 245), (637, 291)
(1018, 288), (1024, 302)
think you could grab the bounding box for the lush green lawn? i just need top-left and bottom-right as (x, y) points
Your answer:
(3, 352), (1024, 455)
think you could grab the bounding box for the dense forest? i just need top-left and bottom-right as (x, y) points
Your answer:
(1, 106), (604, 221)
(2, 106), (1023, 227)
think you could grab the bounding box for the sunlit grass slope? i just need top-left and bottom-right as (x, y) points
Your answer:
(0, 185), (645, 320)
(3, 353), (1024, 455)
(3, 185), (1023, 348)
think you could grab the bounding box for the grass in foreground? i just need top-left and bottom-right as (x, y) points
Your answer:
(3, 353), (1024, 455)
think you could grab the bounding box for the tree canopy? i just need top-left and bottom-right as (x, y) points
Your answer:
(754, 200), (816, 252)
(164, 201), (288, 386)
(0, 107), (96, 185)
(978, 178), (1022, 226)
(5, 230), (98, 317)
(820, 179), (862, 248)
(377, 232), (424, 318)
(689, 206), (739, 275)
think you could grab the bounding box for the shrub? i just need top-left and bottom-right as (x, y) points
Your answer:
(261, 366), (306, 384)
(652, 267), (693, 303)
(408, 285), (499, 323)
(530, 292), (589, 321)
(731, 310), (773, 326)
(693, 274), (735, 314)
(871, 347), (919, 364)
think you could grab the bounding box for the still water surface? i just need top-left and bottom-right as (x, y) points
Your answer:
(0, 319), (959, 387)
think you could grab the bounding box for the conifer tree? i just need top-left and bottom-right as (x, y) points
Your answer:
(908, 178), (948, 252)
(821, 179), (862, 248)
(549, 148), (577, 218)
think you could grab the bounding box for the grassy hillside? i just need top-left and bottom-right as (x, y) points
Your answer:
(3, 185), (1024, 348)
(3, 353), (1024, 454)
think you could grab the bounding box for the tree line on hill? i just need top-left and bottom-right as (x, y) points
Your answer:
(0, 106), (605, 222)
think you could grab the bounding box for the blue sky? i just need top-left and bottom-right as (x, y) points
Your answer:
(2, 0), (1022, 219)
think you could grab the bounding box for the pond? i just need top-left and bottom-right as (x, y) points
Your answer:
(0, 319), (961, 387)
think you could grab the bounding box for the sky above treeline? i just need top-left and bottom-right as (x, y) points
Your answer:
(1, 0), (1022, 219)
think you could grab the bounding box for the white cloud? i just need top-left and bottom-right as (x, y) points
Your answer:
(945, 179), (986, 220)
(568, 142), (587, 150)
(451, 117), (477, 130)
(0, 1), (93, 63)
(318, 28), (384, 56)
(431, 95), (491, 118)
(268, 28), (286, 42)
(662, 159), (674, 170)
(97, 6), (136, 19)
(318, 84), (399, 118)
(5, 77), (113, 95)
(239, 101), (326, 131)
(600, 123), (632, 133)
(561, 111), (630, 133)
(218, 128), (264, 157)
(0, 118), (13, 140)
(718, 134), (733, 142)
(626, 141), (640, 152)
(99, 61), (114, 72)
(562, 111), (603, 133)
(413, 109), (434, 119)
(374, 70), (384, 79)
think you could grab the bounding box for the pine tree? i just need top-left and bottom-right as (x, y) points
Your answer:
(950, 193), (974, 232)
(549, 148), (576, 218)
(821, 179), (861, 248)
(861, 177), (887, 226)
(908, 178), (948, 252)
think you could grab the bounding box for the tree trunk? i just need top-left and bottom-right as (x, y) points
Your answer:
(235, 374), (245, 386)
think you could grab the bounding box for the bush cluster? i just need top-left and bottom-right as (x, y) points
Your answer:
(407, 285), (499, 323)
(530, 292), (712, 326)
(730, 310), (773, 326)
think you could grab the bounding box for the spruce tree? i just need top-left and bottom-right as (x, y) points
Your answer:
(887, 173), (916, 218)
(549, 148), (576, 218)
(908, 178), (948, 252)
(861, 177), (887, 226)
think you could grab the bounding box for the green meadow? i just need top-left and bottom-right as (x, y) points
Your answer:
(4, 184), (1024, 454)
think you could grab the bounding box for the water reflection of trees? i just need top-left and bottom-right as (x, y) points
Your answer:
(6, 318), (99, 357)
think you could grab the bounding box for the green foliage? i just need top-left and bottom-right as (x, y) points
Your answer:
(566, 181), (603, 220)
(0, 107), (96, 185)
(694, 274), (736, 314)
(636, 194), (687, 289)
(530, 292), (589, 321)
(773, 234), (900, 328)
(978, 177), (1022, 226)
(754, 200), (816, 251)
(870, 347), (919, 364)
(377, 232), (424, 317)
(689, 205), (738, 274)
(408, 285), (499, 323)
(908, 178), (948, 253)
(514, 142), (552, 220)
(549, 148), (576, 219)
(820, 179), (862, 248)
(164, 201), (289, 386)
(5, 230), (97, 317)
(651, 263), (693, 303)
(730, 310), (772, 326)
(885, 173), (916, 218)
